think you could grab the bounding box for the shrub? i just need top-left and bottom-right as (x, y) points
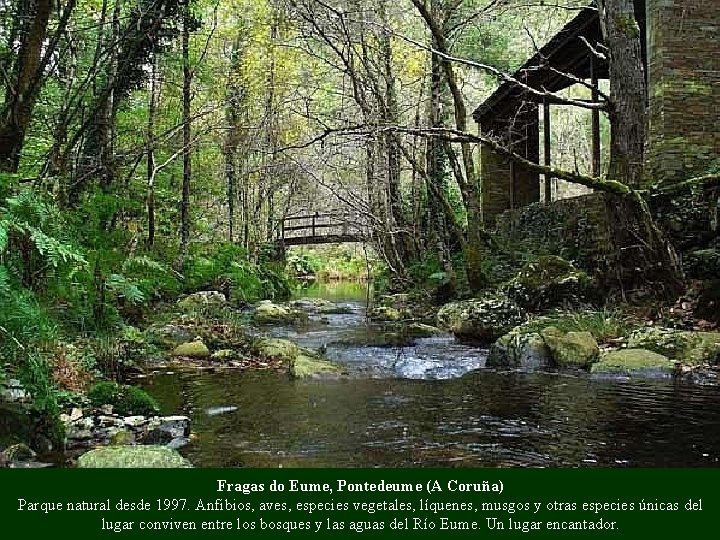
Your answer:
(88, 381), (159, 416)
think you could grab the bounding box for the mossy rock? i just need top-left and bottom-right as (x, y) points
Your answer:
(487, 328), (552, 370)
(171, 340), (210, 358)
(177, 291), (226, 312)
(436, 292), (526, 344)
(368, 306), (403, 322)
(591, 349), (676, 377)
(505, 255), (595, 312)
(253, 301), (308, 325)
(290, 353), (343, 378)
(540, 326), (599, 368)
(77, 446), (191, 468)
(628, 328), (720, 365)
(88, 382), (159, 416)
(144, 324), (193, 349)
(255, 338), (299, 363)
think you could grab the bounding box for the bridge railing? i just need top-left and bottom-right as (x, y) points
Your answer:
(278, 212), (365, 242)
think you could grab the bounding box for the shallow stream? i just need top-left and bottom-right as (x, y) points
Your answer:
(139, 283), (720, 467)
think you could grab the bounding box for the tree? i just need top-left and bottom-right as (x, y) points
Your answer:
(596, 0), (646, 187)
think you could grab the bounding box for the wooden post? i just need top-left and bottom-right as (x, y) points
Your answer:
(590, 54), (601, 177)
(312, 212), (317, 237)
(543, 97), (552, 202)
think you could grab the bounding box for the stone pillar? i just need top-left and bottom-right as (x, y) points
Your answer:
(480, 101), (540, 226)
(645, 0), (720, 184)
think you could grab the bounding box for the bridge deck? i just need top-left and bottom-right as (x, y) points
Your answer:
(277, 212), (366, 246)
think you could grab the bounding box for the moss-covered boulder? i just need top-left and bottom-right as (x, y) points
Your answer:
(88, 382), (159, 416)
(404, 323), (446, 339)
(540, 326), (599, 368)
(177, 291), (226, 311)
(291, 353), (343, 378)
(487, 328), (552, 369)
(591, 349), (676, 378)
(144, 324), (193, 349)
(628, 328), (720, 365)
(171, 340), (210, 358)
(253, 301), (308, 325)
(505, 256), (595, 311)
(254, 338), (341, 377)
(77, 446), (191, 468)
(255, 338), (299, 364)
(436, 292), (525, 344)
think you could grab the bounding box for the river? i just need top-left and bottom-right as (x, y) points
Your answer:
(139, 283), (720, 467)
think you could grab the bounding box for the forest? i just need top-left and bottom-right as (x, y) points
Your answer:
(1, 0), (719, 468)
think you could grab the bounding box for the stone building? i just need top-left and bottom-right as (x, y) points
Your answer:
(475, 0), (720, 226)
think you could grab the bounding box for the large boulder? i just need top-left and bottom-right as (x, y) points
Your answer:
(171, 340), (210, 358)
(487, 328), (552, 370)
(255, 338), (341, 377)
(253, 301), (308, 325)
(177, 290), (226, 311)
(144, 324), (193, 349)
(540, 326), (599, 368)
(255, 338), (299, 364)
(291, 353), (343, 379)
(77, 446), (191, 468)
(436, 292), (525, 344)
(591, 349), (677, 378)
(505, 256), (595, 311)
(628, 328), (720, 365)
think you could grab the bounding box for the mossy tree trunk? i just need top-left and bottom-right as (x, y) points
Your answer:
(597, 0), (647, 188)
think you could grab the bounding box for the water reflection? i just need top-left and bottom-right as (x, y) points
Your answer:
(141, 370), (720, 468)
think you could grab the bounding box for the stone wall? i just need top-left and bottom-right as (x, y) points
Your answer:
(645, 0), (720, 184)
(493, 193), (615, 285)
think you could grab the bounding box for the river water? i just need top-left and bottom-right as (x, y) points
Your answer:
(140, 283), (720, 468)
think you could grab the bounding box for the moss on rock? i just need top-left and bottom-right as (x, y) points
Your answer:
(628, 328), (720, 365)
(591, 349), (676, 377)
(487, 327), (552, 370)
(505, 255), (595, 311)
(291, 353), (343, 378)
(77, 446), (191, 468)
(540, 326), (599, 368)
(436, 292), (525, 344)
(253, 301), (308, 325)
(171, 340), (210, 358)
(255, 338), (299, 364)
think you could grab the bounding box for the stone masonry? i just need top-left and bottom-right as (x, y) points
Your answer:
(645, 0), (720, 184)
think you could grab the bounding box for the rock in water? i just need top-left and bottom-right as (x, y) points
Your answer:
(540, 326), (599, 368)
(591, 349), (676, 378)
(436, 293), (525, 344)
(77, 446), (191, 468)
(171, 340), (210, 358)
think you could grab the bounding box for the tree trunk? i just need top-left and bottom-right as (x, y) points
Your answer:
(0, 0), (52, 172)
(597, 0), (646, 187)
(146, 53), (158, 247)
(179, 0), (192, 265)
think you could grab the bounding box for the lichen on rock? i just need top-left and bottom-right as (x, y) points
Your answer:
(436, 292), (526, 344)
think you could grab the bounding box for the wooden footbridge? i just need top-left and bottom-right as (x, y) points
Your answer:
(276, 211), (366, 246)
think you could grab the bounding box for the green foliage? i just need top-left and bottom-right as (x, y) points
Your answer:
(523, 310), (636, 344)
(183, 243), (290, 301)
(88, 381), (159, 416)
